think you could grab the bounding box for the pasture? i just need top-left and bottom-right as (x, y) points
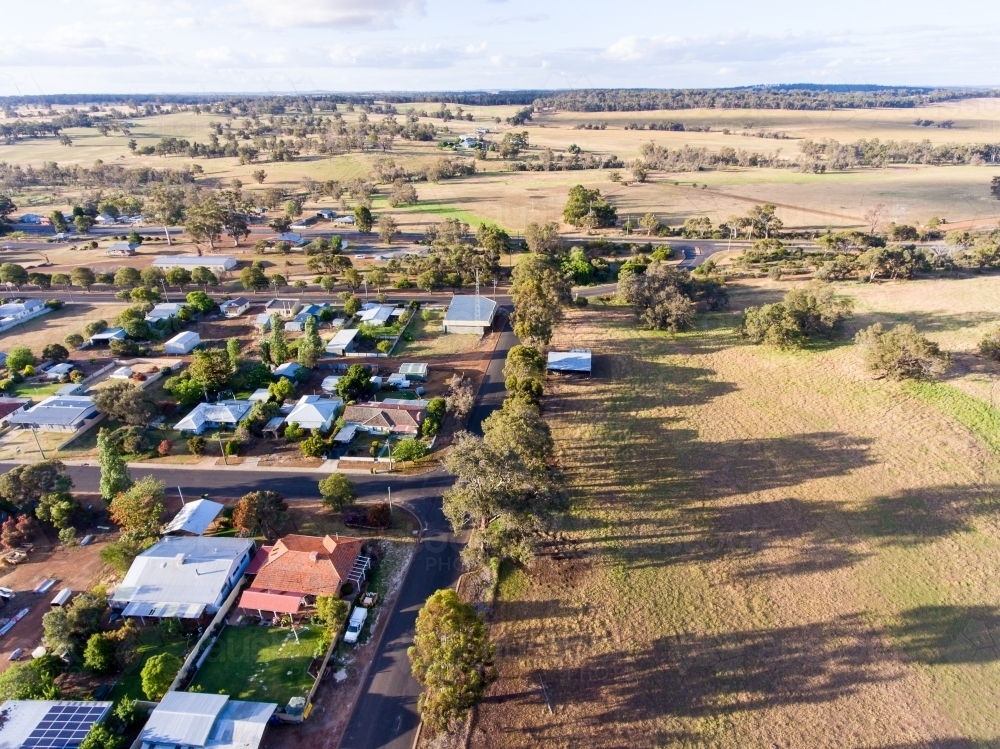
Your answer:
(4, 100), (1000, 238)
(472, 276), (1000, 748)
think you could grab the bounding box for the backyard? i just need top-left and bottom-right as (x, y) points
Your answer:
(110, 626), (189, 702)
(472, 276), (1000, 748)
(191, 623), (325, 706)
(394, 309), (483, 359)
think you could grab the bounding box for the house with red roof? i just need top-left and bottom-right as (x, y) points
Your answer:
(341, 401), (425, 435)
(237, 534), (369, 618)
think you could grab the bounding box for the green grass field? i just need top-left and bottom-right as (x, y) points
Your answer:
(191, 624), (325, 706)
(110, 628), (189, 702)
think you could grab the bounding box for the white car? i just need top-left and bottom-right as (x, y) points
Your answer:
(343, 606), (368, 644)
(354, 254), (365, 259)
(0, 587), (13, 600)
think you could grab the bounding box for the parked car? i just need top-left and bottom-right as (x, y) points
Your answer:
(0, 587), (14, 600)
(8, 648), (23, 661)
(343, 607), (368, 644)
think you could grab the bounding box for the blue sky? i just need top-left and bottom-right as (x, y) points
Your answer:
(2, 0), (999, 95)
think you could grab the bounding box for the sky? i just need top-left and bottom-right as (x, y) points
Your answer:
(2, 0), (1000, 95)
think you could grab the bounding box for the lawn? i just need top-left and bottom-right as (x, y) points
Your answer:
(393, 310), (483, 359)
(9, 381), (64, 399)
(191, 623), (325, 706)
(110, 628), (189, 703)
(472, 279), (1000, 748)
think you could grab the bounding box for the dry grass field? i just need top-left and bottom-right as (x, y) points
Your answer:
(472, 276), (1000, 749)
(5, 99), (1000, 238)
(0, 301), (131, 350)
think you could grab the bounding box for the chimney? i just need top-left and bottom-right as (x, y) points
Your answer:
(309, 551), (318, 563)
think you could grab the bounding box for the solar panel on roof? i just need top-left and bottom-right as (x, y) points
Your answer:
(20, 704), (109, 749)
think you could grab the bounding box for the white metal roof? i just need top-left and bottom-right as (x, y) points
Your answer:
(547, 349), (592, 373)
(163, 498), (224, 536)
(326, 328), (359, 351)
(285, 395), (343, 430)
(359, 304), (394, 323)
(166, 330), (199, 345)
(151, 255), (237, 270)
(112, 536), (254, 608)
(140, 692), (229, 747)
(174, 400), (252, 431)
(9, 396), (96, 427)
(444, 295), (497, 324)
(321, 375), (342, 392)
(206, 700), (277, 749)
(273, 362), (303, 377)
(89, 327), (126, 341)
(248, 388), (271, 402)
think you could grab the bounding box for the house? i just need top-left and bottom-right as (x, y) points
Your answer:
(8, 395), (99, 433)
(220, 297), (250, 318)
(163, 498), (224, 536)
(443, 294), (497, 335)
(145, 302), (186, 323)
(264, 298), (301, 318)
(254, 313), (272, 332)
(325, 328), (359, 356)
(139, 692), (277, 749)
(239, 534), (366, 616)
(0, 300), (46, 325)
(321, 375), (342, 393)
(0, 700), (113, 749)
(105, 242), (138, 257)
(151, 255), (238, 272)
(18, 213), (45, 224)
(342, 401), (425, 435)
(284, 303), (327, 332)
(272, 232), (306, 247)
(547, 349), (592, 376)
(333, 215), (355, 225)
(0, 398), (29, 427)
(164, 331), (201, 355)
(318, 209), (336, 219)
(284, 395), (342, 432)
(174, 400), (253, 434)
(87, 327), (126, 346)
(456, 135), (479, 149)
(111, 535), (255, 619)
(397, 362), (428, 381)
(273, 361), (304, 380)
(358, 303), (396, 324)
(94, 213), (117, 225)
(44, 362), (74, 380)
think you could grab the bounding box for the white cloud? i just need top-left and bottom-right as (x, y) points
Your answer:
(241, 0), (425, 30)
(602, 31), (833, 65)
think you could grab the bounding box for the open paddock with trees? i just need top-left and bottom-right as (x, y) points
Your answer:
(470, 273), (1000, 748)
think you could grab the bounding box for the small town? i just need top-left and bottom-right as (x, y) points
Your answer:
(3, 3), (1000, 749)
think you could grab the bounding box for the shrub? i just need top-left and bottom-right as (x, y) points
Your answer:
(979, 329), (1000, 362)
(64, 333), (84, 349)
(157, 440), (172, 456)
(21, 365), (35, 377)
(44, 299), (64, 310)
(366, 502), (392, 528)
(83, 633), (116, 674)
(854, 323), (951, 380)
(69, 370), (84, 383)
(376, 340), (392, 353)
(284, 422), (304, 441)
(187, 436), (207, 455)
(223, 439), (241, 456)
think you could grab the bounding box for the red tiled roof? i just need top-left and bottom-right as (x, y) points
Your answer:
(239, 589), (305, 614)
(0, 400), (28, 420)
(251, 534), (364, 597)
(342, 403), (423, 434)
(245, 545), (273, 575)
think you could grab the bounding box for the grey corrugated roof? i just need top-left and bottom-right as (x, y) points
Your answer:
(140, 692), (229, 747)
(112, 536), (254, 608)
(206, 701), (277, 749)
(163, 498), (224, 536)
(444, 295), (497, 324)
(8, 396), (96, 427)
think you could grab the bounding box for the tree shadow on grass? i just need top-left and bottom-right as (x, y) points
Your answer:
(525, 604), (1000, 734)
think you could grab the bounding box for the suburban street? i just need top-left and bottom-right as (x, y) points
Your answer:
(0, 311), (517, 749)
